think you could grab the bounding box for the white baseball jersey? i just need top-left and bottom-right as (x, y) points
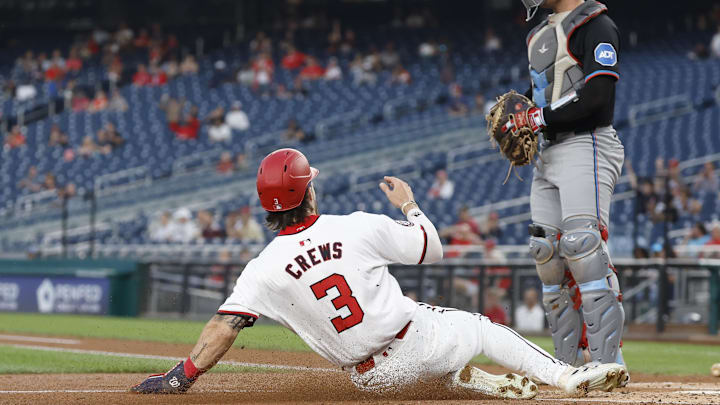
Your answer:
(218, 208), (442, 367)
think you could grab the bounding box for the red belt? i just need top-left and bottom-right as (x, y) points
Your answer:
(355, 321), (411, 374)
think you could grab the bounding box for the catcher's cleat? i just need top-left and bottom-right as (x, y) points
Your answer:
(450, 365), (538, 400)
(131, 361), (197, 394)
(557, 362), (627, 397)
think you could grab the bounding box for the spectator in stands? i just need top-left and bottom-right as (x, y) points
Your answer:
(418, 40), (437, 58)
(249, 31), (272, 55)
(705, 225), (720, 258)
(89, 90), (108, 112)
(299, 57), (325, 80)
(4, 125), (26, 149)
(208, 110), (232, 143)
(44, 62), (63, 82)
(225, 102), (250, 131)
(58, 183), (76, 200)
(252, 52), (274, 90)
(324, 57), (342, 80)
(514, 288), (544, 333)
(42, 173), (57, 191)
(103, 122), (125, 150)
(390, 65), (411, 85)
(78, 135), (99, 157)
(484, 288), (507, 325)
(159, 94), (183, 123)
(380, 42), (400, 68)
(474, 93), (491, 115)
(226, 206), (265, 243)
(149, 211), (173, 242)
(672, 186), (702, 217)
(447, 83), (468, 117)
(235, 153), (248, 171)
(132, 64), (151, 86)
(216, 152), (234, 174)
(65, 47), (83, 73)
(18, 166), (42, 192)
(428, 169), (454, 199)
(236, 63), (254, 86)
(163, 57), (179, 79)
(711, 25), (720, 58)
(170, 108), (200, 140)
(108, 89), (128, 112)
(483, 211), (503, 240)
(197, 210), (226, 239)
(283, 118), (306, 143)
(681, 222), (711, 256)
(440, 222), (482, 259)
(350, 54), (376, 85)
(281, 45), (306, 70)
(456, 206), (481, 236)
(693, 162), (718, 195)
(169, 208), (200, 243)
(327, 20), (342, 53)
(149, 63), (168, 86)
(71, 91), (90, 111)
(340, 28), (356, 54)
(134, 28), (150, 48)
(484, 28), (503, 53)
(48, 124), (70, 147)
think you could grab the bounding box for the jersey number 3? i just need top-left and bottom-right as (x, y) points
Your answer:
(311, 274), (364, 333)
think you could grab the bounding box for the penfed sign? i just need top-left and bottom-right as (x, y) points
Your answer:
(0, 276), (109, 315)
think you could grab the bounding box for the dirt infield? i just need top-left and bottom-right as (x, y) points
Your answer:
(1, 335), (720, 405)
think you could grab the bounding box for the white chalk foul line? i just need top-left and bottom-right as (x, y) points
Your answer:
(1, 343), (340, 373)
(0, 334), (80, 345)
(538, 398), (716, 405)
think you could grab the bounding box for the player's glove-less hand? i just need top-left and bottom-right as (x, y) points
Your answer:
(131, 360), (197, 394)
(486, 90), (543, 182)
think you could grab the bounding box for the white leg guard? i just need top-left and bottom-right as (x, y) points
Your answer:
(560, 217), (624, 364)
(529, 223), (583, 366)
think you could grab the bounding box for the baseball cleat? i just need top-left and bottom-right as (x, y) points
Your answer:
(450, 365), (538, 399)
(558, 362), (627, 397)
(616, 369), (630, 388)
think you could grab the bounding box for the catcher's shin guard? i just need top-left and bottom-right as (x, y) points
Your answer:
(559, 217), (624, 364)
(529, 223), (583, 366)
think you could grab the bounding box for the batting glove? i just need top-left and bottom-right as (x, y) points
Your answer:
(131, 360), (198, 394)
(501, 106), (546, 135)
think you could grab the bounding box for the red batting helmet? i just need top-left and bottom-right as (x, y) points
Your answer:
(257, 148), (319, 212)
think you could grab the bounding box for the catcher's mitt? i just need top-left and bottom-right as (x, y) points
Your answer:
(486, 90), (540, 183)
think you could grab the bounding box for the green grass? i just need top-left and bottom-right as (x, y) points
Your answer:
(1, 313), (718, 375)
(0, 312), (310, 351)
(0, 345), (271, 374)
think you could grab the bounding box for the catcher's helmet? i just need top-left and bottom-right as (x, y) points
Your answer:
(257, 148), (319, 212)
(521, 0), (545, 21)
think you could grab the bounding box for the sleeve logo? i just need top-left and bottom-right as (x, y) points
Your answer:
(594, 43), (617, 67)
(394, 220), (414, 227)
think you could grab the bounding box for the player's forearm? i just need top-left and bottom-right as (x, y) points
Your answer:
(406, 207), (443, 264)
(542, 76), (613, 128)
(188, 314), (245, 371)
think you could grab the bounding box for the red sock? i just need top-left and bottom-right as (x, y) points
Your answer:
(184, 357), (200, 379)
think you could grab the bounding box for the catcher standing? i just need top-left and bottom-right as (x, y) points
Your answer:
(487, 0), (626, 374)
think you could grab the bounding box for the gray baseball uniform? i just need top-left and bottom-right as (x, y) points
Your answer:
(524, 1), (626, 368)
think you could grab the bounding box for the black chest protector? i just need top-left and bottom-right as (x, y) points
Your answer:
(526, 1), (607, 109)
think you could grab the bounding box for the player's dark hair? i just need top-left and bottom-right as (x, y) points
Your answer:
(265, 188), (314, 232)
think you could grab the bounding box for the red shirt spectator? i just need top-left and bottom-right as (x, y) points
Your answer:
(72, 93), (90, 111)
(45, 64), (63, 81)
(252, 53), (274, 87)
(5, 127), (26, 149)
(65, 48), (83, 72)
(299, 57), (325, 80)
(133, 64), (152, 86)
(151, 69), (168, 86)
(281, 47), (306, 70)
(170, 117), (200, 140)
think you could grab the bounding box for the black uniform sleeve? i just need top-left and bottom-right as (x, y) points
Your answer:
(577, 14), (620, 82)
(542, 76), (614, 126)
(542, 14), (619, 129)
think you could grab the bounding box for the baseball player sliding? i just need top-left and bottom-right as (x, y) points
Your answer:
(486, 0), (627, 383)
(132, 148), (626, 399)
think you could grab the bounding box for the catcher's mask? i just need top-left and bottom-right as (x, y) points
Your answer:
(521, 0), (545, 21)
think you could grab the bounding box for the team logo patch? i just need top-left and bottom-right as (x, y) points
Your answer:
(394, 220), (414, 227)
(594, 43), (617, 67)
